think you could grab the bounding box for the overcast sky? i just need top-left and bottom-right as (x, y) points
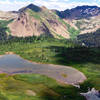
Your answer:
(0, 0), (100, 11)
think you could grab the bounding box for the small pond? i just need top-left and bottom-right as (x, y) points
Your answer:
(0, 54), (86, 85)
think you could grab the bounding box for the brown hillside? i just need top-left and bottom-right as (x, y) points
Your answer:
(8, 4), (70, 38)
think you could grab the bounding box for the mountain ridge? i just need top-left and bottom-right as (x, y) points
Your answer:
(19, 4), (42, 12)
(8, 4), (70, 38)
(54, 5), (100, 19)
(0, 4), (100, 40)
(54, 5), (100, 36)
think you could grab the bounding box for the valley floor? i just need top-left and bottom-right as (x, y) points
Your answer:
(0, 39), (99, 100)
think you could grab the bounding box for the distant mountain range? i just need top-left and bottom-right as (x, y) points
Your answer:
(0, 4), (100, 43)
(55, 5), (100, 19)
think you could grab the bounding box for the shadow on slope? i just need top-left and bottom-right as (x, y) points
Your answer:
(41, 85), (85, 100)
(0, 27), (8, 41)
(46, 46), (100, 65)
(19, 4), (41, 12)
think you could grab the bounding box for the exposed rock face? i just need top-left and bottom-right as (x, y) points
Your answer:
(19, 4), (41, 12)
(50, 5), (100, 46)
(55, 6), (100, 19)
(46, 19), (69, 38)
(72, 15), (100, 34)
(8, 4), (70, 38)
(1, 4), (100, 40)
(55, 5), (100, 35)
(80, 88), (100, 100)
(8, 12), (52, 37)
(53, 5), (100, 47)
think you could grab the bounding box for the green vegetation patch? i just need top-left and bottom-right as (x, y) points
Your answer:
(0, 37), (99, 98)
(0, 19), (13, 41)
(0, 73), (85, 100)
(0, 19), (13, 27)
(58, 18), (80, 39)
(28, 9), (41, 20)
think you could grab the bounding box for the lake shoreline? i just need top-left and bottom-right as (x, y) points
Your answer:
(0, 52), (87, 85)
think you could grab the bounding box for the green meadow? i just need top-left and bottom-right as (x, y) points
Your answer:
(0, 73), (85, 100)
(0, 38), (99, 91)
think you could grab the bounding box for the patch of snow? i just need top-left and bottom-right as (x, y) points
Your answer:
(80, 88), (100, 100)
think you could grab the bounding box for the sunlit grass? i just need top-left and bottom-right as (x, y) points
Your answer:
(0, 39), (99, 95)
(0, 73), (85, 100)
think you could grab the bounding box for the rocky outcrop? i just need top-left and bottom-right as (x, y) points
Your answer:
(55, 6), (100, 20)
(8, 4), (70, 38)
(55, 5), (100, 35)
(80, 88), (100, 100)
(8, 12), (52, 37)
(2, 4), (100, 39)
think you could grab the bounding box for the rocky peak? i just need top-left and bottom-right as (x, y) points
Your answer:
(19, 3), (41, 12)
(56, 5), (100, 19)
(74, 5), (98, 10)
(72, 5), (100, 16)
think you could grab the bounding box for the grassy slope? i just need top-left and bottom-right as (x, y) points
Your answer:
(0, 73), (85, 100)
(27, 8), (80, 39)
(27, 9), (64, 39)
(0, 20), (13, 33)
(0, 20), (13, 42)
(57, 17), (80, 39)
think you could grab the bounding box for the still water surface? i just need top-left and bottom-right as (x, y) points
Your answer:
(0, 54), (86, 84)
